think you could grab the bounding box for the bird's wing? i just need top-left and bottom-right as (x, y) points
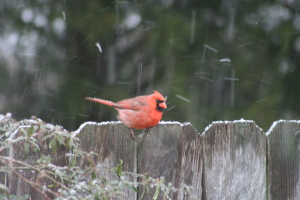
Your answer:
(114, 97), (148, 111)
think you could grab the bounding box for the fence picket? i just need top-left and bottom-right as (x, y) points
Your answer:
(2, 119), (300, 199)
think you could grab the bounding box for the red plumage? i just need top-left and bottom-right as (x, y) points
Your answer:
(85, 91), (167, 139)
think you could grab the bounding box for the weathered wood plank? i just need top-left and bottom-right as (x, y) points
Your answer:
(179, 123), (203, 199)
(137, 122), (202, 200)
(6, 118), (300, 199)
(267, 120), (300, 200)
(76, 121), (137, 200)
(202, 120), (266, 200)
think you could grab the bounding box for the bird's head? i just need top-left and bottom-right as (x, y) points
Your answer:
(152, 91), (167, 112)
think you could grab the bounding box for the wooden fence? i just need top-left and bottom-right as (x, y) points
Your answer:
(1, 119), (300, 199)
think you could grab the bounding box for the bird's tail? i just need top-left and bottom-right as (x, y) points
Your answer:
(85, 97), (115, 106)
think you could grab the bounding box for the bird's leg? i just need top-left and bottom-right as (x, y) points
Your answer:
(145, 127), (153, 133)
(130, 128), (137, 141)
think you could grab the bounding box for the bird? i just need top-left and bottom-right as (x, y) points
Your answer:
(85, 91), (167, 140)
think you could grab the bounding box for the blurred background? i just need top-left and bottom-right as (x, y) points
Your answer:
(0, 0), (299, 133)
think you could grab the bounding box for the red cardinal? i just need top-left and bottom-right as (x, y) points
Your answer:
(85, 91), (167, 139)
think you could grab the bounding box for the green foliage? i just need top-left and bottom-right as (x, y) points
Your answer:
(115, 159), (123, 178)
(0, 114), (196, 199)
(0, 194), (29, 200)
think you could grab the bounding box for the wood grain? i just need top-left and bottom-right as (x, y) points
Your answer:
(202, 121), (266, 200)
(137, 122), (202, 200)
(267, 120), (300, 200)
(77, 122), (137, 200)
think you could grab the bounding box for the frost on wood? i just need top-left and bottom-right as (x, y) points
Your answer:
(267, 120), (300, 200)
(266, 119), (300, 136)
(202, 121), (266, 200)
(72, 121), (123, 136)
(137, 122), (202, 200)
(5, 117), (300, 200)
(76, 121), (202, 200)
(76, 121), (137, 200)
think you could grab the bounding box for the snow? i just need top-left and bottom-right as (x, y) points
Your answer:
(234, 118), (263, 132)
(175, 94), (190, 103)
(72, 119), (289, 137)
(159, 121), (200, 132)
(22, 118), (43, 124)
(72, 121), (122, 136)
(182, 122), (191, 126)
(166, 105), (175, 111)
(266, 120), (300, 136)
(72, 121), (197, 136)
(233, 118), (254, 123)
(0, 113), (12, 121)
(159, 121), (182, 125)
(62, 12), (66, 21)
(202, 119), (261, 135)
(202, 120), (231, 135)
(219, 58), (231, 62)
(265, 120), (283, 136)
(204, 44), (218, 53)
(6, 125), (31, 142)
(95, 42), (102, 53)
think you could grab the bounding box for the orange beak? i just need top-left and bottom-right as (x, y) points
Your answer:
(159, 101), (167, 109)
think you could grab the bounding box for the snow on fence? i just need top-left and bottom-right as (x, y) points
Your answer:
(1, 119), (300, 200)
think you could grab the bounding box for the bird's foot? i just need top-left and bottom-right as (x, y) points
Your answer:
(145, 127), (153, 133)
(130, 129), (137, 141)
